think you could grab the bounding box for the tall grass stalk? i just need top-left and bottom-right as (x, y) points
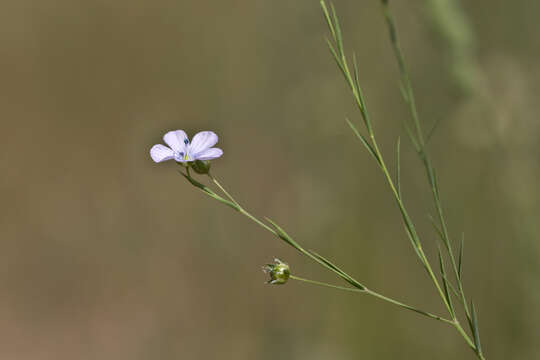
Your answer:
(173, 1), (487, 358)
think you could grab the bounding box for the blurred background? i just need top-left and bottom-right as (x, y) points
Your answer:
(1, 0), (539, 359)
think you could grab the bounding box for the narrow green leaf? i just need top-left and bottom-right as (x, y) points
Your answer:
(308, 250), (365, 290)
(351, 54), (363, 106)
(402, 223), (425, 268)
(351, 54), (373, 132)
(446, 278), (459, 298)
(428, 214), (446, 244)
(325, 38), (348, 83)
(431, 166), (441, 199)
(426, 116), (443, 144)
(180, 172), (237, 209)
(403, 119), (420, 152)
(320, 1), (336, 40)
(330, 3), (344, 56)
(180, 171), (207, 191)
(265, 217), (302, 251)
(399, 81), (409, 103)
(346, 118), (379, 163)
(396, 137), (401, 199)
(471, 301), (483, 355)
(458, 233), (465, 279)
(437, 246), (454, 316)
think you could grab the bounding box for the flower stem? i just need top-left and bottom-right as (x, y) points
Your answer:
(188, 171), (455, 326)
(290, 275), (363, 292)
(208, 173), (239, 205)
(290, 275), (453, 325)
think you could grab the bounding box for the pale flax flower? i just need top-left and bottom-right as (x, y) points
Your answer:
(150, 130), (223, 163)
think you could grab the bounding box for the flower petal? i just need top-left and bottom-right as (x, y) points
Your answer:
(150, 144), (175, 163)
(190, 131), (218, 155)
(163, 130), (188, 153)
(194, 147), (223, 160)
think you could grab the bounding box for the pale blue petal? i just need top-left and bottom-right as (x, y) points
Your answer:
(194, 147), (223, 160)
(163, 130), (188, 153)
(190, 131), (218, 155)
(150, 144), (175, 163)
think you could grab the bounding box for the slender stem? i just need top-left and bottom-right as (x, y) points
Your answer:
(369, 134), (454, 317)
(321, 4), (453, 317)
(454, 321), (482, 357)
(290, 275), (453, 325)
(364, 289), (454, 325)
(290, 275), (364, 293)
(378, 1), (483, 357)
(201, 170), (453, 327)
(209, 173), (239, 205)
(184, 169), (479, 355)
(381, 0), (425, 149)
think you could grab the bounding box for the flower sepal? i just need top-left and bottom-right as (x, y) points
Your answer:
(190, 160), (211, 174)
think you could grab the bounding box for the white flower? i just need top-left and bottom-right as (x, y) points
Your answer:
(150, 130), (223, 163)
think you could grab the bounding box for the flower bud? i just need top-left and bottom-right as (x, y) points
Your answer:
(190, 160), (211, 174)
(262, 258), (290, 285)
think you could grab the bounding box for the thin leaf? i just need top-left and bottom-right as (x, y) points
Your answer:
(325, 38), (348, 80)
(346, 118), (379, 163)
(428, 214), (446, 245)
(319, 1), (336, 40)
(180, 172), (237, 210)
(458, 233), (465, 279)
(402, 223), (426, 268)
(426, 116), (443, 144)
(437, 246), (455, 316)
(446, 278), (459, 298)
(308, 250), (365, 290)
(399, 81), (409, 103)
(351, 54), (373, 133)
(265, 217), (302, 251)
(471, 301), (483, 355)
(330, 3), (344, 57)
(352, 54), (364, 109)
(403, 118), (420, 152)
(396, 137), (401, 199)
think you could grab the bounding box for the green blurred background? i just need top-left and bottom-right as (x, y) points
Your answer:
(2, 0), (539, 358)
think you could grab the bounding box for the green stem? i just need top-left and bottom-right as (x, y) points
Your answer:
(209, 173), (239, 205)
(454, 320), (484, 358)
(290, 275), (363, 293)
(193, 171), (454, 327)
(379, 1), (483, 357)
(290, 275), (453, 325)
(184, 169), (480, 356)
(321, 0), (453, 318)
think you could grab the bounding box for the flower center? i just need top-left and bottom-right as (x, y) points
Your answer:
(175, 151), (191, 162)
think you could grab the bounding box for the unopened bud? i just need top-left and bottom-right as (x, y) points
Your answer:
(190, 160), (211, 174)
(262, 258), (290, 285)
